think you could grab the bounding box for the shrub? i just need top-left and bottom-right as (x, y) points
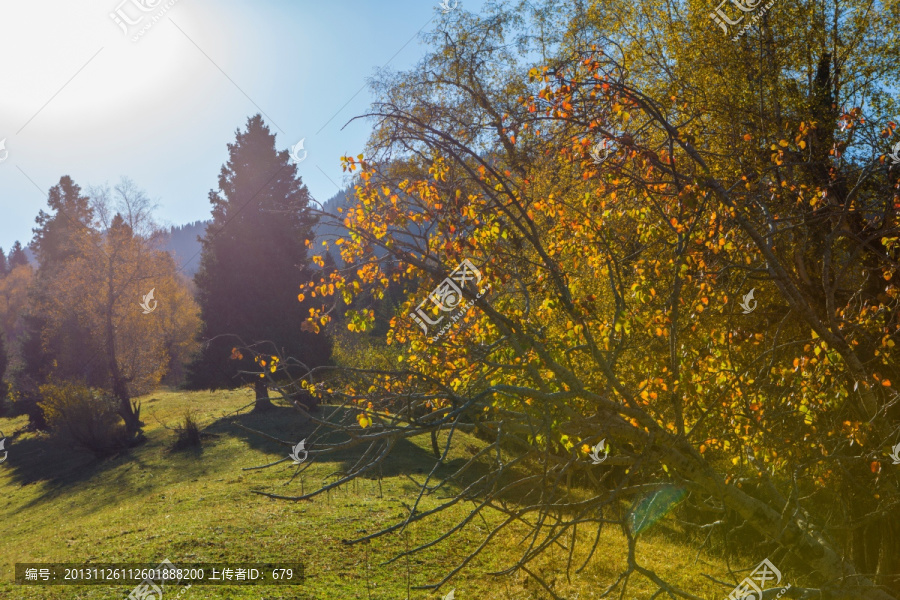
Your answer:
(39, 382), (127, 455)
(9, 378), (48, 430)
(172, 410), (202, 451)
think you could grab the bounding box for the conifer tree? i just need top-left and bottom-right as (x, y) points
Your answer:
(186, 115), (331, 410)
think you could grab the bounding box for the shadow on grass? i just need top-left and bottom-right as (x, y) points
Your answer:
(2, 431), (129, 488)
(4, 419), (214, 514)
(2, 431), (164, 517)
(215, 403), (496, 496)
(4, 399), (511, 514)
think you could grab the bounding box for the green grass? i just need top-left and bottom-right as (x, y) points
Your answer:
(0, 389), (729, 599)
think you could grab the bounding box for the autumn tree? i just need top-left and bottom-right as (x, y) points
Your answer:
(0, 253), (33, 373)
(248, 3), (900, 600)
(186, 115), (331, 411)
(26, 177), (200, 439)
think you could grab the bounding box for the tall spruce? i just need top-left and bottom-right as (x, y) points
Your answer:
(7, 242), (28, 269)
(186, 115), (330, 409)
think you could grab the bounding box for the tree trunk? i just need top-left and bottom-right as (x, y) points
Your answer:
(431, 428), (441, 460)
(253, 378), (274, 412)
(106, 257), (141, 440)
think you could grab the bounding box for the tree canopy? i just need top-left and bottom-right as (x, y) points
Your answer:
(256, 2), (900, 598)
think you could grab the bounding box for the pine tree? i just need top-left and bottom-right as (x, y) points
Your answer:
(8, 242), (28, 269)
(0, 248), (8, 276)
(186, 115), (331, 410)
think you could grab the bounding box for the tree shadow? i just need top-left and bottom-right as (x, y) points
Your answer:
(2, 431), (130, 488)
(216, 404), (511, 498)
(2, 430), (163, 514)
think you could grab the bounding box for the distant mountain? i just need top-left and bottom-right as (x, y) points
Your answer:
(161, 189), (351, 277)
(162, 220), (207, 276)
(312, 187), (426, 266)
(313, 188), (353, 265)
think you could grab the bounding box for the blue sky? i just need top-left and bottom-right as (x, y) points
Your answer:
(0, 0), (481, 252)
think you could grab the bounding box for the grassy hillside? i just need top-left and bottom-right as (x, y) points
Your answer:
(0, 389), (728, 599)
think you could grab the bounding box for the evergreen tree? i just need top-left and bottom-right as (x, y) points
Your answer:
(0, 248), (8, 276)
(186, 115), (331, 410)
(19, 178), (98, 391)
(8, 242), (28, 269)
(30, 176), (94, 267)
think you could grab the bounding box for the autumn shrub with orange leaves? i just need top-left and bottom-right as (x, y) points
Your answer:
(256, 3), (900, 597)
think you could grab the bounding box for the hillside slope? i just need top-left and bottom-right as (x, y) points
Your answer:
(0, 389), (727, 599)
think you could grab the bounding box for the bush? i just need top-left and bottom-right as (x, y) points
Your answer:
(172, 410), (202, 451)
(39, 382), (127, 456)
(0, 381), (7, 417)
(9, 378), (48, 430)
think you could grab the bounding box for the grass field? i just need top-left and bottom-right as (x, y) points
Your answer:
(0, 388), (730, 599)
